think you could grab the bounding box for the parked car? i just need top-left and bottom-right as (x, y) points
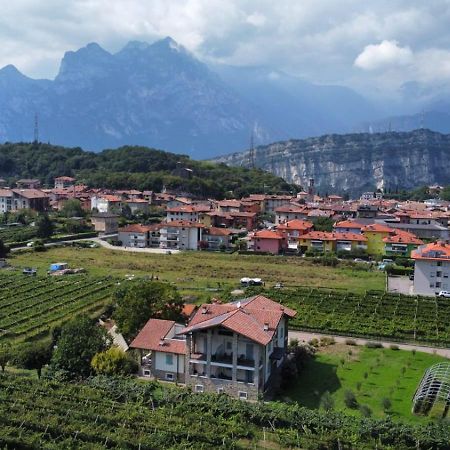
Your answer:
(438, 290), (450, 298)
(23, 267), (37, 276)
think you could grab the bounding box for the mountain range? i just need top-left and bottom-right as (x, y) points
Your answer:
(212, 129), (450, 196)
(0, 37), (382, 158)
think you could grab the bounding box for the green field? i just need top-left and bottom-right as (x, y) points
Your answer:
(8, 246), (385, 296)
(283, 344), (448, 423)
(0, 275), (115, 343)
(266, 287), (450, 346)
(1, 374), (449, 449)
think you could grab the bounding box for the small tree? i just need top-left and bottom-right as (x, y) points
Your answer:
(91, 347), (137, 376)
(359, 404), (372, 417)
(381, 397), (392, 412)
(0, 239), (9, 258)
(15, 342), (52, 378)
(0, 343), (12, 372)
(36, 213), (54, 239)
(320, 391), (335, 411)
(61, 198), (84, 218)
(344, 389), (358, 409)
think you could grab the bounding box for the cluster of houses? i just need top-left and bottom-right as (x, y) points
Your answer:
(129, 294), (296, 400)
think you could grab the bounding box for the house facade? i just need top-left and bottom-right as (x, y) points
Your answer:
(0, 189), (49, 212)
(131, 296), (296, 400)
(299, 231), (368, 254)
(159, 220), (204, 250)
(412, 242), (450, 296)
(248, 230), (288, 254)
(91, 212), (119, 234)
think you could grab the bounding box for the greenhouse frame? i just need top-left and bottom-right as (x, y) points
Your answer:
(412, 362), (450, 418)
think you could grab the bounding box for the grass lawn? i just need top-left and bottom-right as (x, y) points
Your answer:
(8, 247), (384, 298)
(282, 343), (449, 423)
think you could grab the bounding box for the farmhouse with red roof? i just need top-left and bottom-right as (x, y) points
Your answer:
(130, 295), (297, 400)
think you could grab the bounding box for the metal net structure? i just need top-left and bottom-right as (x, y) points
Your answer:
(412, 362), (450, 418)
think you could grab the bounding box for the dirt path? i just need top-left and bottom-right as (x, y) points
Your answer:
(288, 329), (450, 359)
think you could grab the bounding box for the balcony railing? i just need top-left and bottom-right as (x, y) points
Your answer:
(190, 352), (256, 368)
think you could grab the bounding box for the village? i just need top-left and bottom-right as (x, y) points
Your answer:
(1, 176), (450, 297)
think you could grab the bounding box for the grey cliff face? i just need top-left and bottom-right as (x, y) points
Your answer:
(212, 129), (450, 195)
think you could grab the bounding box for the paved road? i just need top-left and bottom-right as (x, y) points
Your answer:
(288, 329), (450, 359)
(11, 235), (180, 255)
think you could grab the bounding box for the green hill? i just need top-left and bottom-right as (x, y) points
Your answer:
(0, 142), (296, 198)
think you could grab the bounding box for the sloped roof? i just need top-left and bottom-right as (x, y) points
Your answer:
(181, 295), (296, 345)
(335, 220), (364, 229)
(412, 241), (450, 261)
(251, 230), (285, 240)
(277, 219), (314, 231)
(361, 223), (393, 233)
(129, 319), (186, 354)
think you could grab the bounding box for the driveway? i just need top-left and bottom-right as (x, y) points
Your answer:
(388, 275), (413, 295)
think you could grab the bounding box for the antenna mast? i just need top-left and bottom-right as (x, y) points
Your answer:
(33, 113), (39, 143)
(249, 129), (255, 169)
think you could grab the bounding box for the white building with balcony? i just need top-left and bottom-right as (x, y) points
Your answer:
(159, 220), (204, 250)
(412, 241), (450, 296)
(130, 295), (297, 400)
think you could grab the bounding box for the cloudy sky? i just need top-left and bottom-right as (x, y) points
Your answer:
(2, 0), (450, 96)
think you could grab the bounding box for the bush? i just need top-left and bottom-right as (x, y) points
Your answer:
(345, 338), (357, 346)
(91, 347), (138, 376)
(320, 391), (334, 411)
(319, 336), (335, 347)
(389, 344), (399, 350)
(381, 397), (392, 412)
(365, 341), (383, 349)
(359, 404), (372, 417)
(344, 390), (358, 409)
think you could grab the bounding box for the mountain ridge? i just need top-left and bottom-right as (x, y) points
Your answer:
(211, 129), (450, 196)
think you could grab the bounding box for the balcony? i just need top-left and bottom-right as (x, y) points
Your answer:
(190, 352), (257, 369)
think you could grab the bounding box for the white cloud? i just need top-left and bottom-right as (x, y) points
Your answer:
(1, 0), (450, 96)
(354, 40), (413, 71)
(246, 12), (267, 27)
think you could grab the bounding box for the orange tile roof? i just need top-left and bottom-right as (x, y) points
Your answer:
(412, 241), (450, 261)
(12, 188), (48, 199)
(252, 230), (285, 240)
(129, 319), (186, 354)
(205, 227), (234, 236)
(301, 231), (367, 242)
(335, 220), (364, 229)
(383, 232), (423, 245)
(181, 295), (296, 345)
(275, 205), (307, 213)
(277, 220), (314, 231)
(361, 223), (393, 233)
(119, 224), (161, 233)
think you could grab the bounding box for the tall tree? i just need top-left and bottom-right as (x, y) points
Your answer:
(0, 239), (9, 258)
(36, 213), (54, 239)
(15, 342), (52, 378)
(113, 281), (183, 339)
(51, 315), (110, 379)
(61, 198), (85, 218)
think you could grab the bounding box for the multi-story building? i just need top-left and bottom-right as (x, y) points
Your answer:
(0, 189), (49, 212)
(118, 224), (161, 248)
(159, 220), (204, 250)
(274, 205), (308, 225)
(54, 176), (76, 189)
(130, 295), (297, 400)
(248, 230), (288, 254)
(16, 179), (41, 189)
(383, 231), (423, 257)
(299, 231), (368, 254)
(91, 212), (119, 234)
(91, 195), (122, 213)
(412, 242), (450, 296)
(276, 219), (314, 249)
(361, 223), (394, 256)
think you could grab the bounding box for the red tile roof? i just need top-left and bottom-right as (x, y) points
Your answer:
(251, 230), (285, 240)
(129, 319), (186, 354)
(383, 231), (423, 245)
(119, 224), (161, 233)
(335, 220), (364, 229)
(181, 295), (296, 345)
(277, 219), (314, 231)
(361, 223), (393, 233)
(205, 227), (234, 236)
(12, 188), (48, 199)
(301, 231), (367, 242)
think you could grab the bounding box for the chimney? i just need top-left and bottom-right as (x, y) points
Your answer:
(201, 306), (208, 314)
(263, 322), (269, 331)
(159, 338), (165, 346)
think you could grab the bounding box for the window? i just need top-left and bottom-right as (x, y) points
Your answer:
(436, 282), (441, 288)
(430, 273), (435, 278)
(195, 384), (204, 393)
(437, 271), (442, 278)
(165, 373), (174, 381)
(437, 261), (442, 267)
(226, 341), (232, 351)
(143, 370), (151, 377)
(430, 283), (435, 288)
(444, 273), (449, 279)
(165, 354), (174, 365)
(238, 391), (248, 400)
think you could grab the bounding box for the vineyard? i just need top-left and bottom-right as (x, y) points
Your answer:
(0, 274), (116, 343)
(1, 374), (449, 449)
(269, 287), (450, 346)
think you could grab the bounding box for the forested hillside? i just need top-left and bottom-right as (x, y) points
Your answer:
(0, 142), (295, 198)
